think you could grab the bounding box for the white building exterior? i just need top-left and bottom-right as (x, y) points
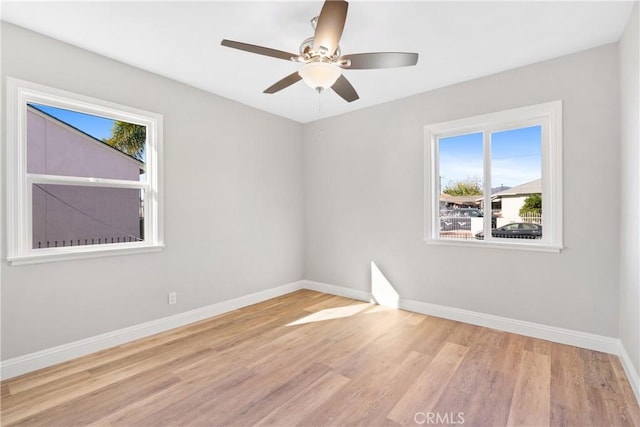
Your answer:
(492, 179), (541, 226)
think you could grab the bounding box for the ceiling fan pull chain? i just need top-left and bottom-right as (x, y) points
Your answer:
(318, 91), (325, 140)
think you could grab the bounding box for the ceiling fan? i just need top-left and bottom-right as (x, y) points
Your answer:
(221, 0), (419, 102)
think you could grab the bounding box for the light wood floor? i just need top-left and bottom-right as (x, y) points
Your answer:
(1, 290), (638, 426)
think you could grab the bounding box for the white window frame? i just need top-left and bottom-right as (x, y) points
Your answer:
(6, 77), (164, 265)
(424, 101), (563, 253)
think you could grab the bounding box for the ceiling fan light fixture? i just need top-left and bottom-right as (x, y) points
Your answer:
(298, 61), (342, 91)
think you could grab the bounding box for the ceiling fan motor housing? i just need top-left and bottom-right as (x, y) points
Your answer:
(298, 37), (341, 63)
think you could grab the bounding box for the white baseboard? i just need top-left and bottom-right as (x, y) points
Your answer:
(0, 281), (305, 380)
(619, 342), (640, 403)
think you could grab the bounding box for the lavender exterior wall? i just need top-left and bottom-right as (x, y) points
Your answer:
(28, 108), (142, 248)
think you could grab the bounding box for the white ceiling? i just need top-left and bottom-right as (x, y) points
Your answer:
(1, 1), (634, 123)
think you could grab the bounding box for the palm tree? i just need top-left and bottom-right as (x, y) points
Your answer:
(104, 121), (146, 161)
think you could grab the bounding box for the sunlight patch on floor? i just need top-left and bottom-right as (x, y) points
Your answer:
(287, 303), (372, 326)
(362, 304), (396, 314)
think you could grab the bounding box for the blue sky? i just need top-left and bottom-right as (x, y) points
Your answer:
(439, 125), (541, 189)
(30, 103), (115, 141)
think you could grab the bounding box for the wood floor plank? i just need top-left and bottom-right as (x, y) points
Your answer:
(190, 362), (330, 426)
(334, 320), (421, 378)
(1, 290), (638, 426)
(302, 294), (359, 313)
(1, 342), (208, 425)
(96, 366), (255, 426)
(506, 349), (551, 426)
(297, 354), (405, 425)
(387, 341), (469, 424)
(9, 368), (178, 426)
(88, 380), (188, 426)
(581, 350), (638, 427)
(312, 311), (399, 369)
(432, 326), (513, 425)
(490, 332), (527, 375)
(255, 371), (351, 426)
(550, 344), (594, 426)
(407, 315), (457, 357)
(353, 351), (434, 426)
(610, 354), (640, 426)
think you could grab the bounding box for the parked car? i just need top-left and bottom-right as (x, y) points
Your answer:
(475, 222), (542, 240)
(440, 208), (496, 231)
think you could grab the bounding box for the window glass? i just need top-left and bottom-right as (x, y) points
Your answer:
(438, 133), (483, 240)
(27, 103), (146, 181)
(32, 184), (144, 249)
(490, 125), (542, 240)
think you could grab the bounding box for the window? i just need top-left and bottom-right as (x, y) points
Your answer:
(424, 101), (562, 252)
(6, 77), (163, 265)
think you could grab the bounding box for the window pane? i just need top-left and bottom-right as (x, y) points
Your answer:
(32, 184), (144, 249)
(490, 125), (542, 240)
(438, 132), (483, 240)
(27, 103), (146, 181)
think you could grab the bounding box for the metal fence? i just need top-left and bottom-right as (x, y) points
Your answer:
(439, 214), (543, 240)
(439, 230), (476, 240)
(519, 214), (542, 224)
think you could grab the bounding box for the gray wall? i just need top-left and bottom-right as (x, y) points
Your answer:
(1, 23), (304, 359)
(619, 3), (640, 375)
(303, 44), (621, 337)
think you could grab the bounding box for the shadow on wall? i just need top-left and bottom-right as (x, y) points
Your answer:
(371, 261), (400, 309)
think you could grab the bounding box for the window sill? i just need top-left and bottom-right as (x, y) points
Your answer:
(425, 238), (562, 253)
(7, 243), (165, 266)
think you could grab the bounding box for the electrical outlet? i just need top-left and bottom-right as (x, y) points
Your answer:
(168, 292), (177, 305)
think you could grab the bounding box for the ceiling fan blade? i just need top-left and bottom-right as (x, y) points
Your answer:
(331, 74), (359, 102)
(263, 72), (302, 94)
(340, 52), (419, 69)
(313, 0), (348, 56)
(221, 39), (297, 61)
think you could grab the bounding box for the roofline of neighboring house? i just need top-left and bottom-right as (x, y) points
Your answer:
(27, 104), (145, 170)
(490, 179), (541, 198)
